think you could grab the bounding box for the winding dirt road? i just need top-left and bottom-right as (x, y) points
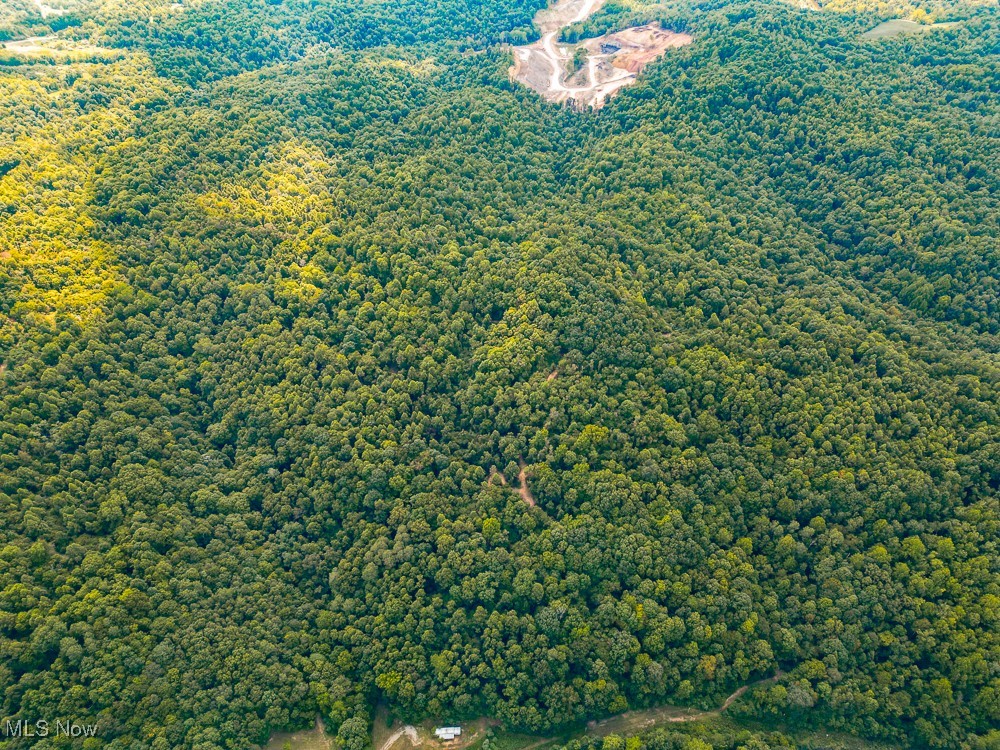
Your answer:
(588, 672), (785, 735)
(511, 0), (613, 105)
(536, 0), (627, 99)
(510, 0), (689, 108)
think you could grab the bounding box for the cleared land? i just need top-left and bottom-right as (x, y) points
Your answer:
(510, 0), (692, 109)
(272, 673), (890, 750)
(32, 0), (67, 18)
(517, 461), (536, 506)
(376, 724), (422, 750)
(862, 19), (960, 38)
(265, 717), (333, 750)
(372, 714), (499, 750)
(2, 34), (117, 62)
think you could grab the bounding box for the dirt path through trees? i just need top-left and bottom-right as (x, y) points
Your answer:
(587, 672), (784, 735)
(371, 673), (783, 750)
(488, 462), (535, 506)
(517, 461), (536, 506)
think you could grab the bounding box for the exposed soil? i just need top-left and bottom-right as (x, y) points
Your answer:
(604, 25), (693, 74)
(587, 672), (784, 735)
(517, 461), (536, 507)
(510, 0), (692, 109)
(488, 467), (508, 486)
(3, 35), (57, 54)
(373, 717), (499, 750)
(377, 725), (422, 750)
(32, 0), (67, 18)
(488, 464), (534, 506)
(547, 369), (558, 380)
(372, 672), (784, 750)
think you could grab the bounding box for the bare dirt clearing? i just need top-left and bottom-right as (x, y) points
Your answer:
(510, 0), (691, 109)
(377, 725), (422, 750)
(517, 461), (536, 507)
(32, 0), (67, 19)
(372, 715), (498, 750)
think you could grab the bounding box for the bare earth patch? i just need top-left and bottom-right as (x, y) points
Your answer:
(377, 725), (422, 750)
(32, 0), (67, 19)
(486, 464), (534, 506)
(372, 715), (499, 750)
(510, 0), (692, 109)
(517, 461), (536, 507)
(488, 466), (509, 486)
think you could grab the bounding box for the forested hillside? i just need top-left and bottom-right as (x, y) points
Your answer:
(0, 0), (998, 749)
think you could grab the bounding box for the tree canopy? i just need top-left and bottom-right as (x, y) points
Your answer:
(0, 0), (997, 748)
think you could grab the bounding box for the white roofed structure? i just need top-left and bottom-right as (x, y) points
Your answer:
(434, 727), (462, 741)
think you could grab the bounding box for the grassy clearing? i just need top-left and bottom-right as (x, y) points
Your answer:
(0, 34), (121, 64)
(466, 730), (562, 750)
(265, 718), (333, 750)
(371, 706), (398, 750)
(861, 18), (960, 38)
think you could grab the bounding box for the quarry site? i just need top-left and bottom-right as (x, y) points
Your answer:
(510, 0), (693, 109)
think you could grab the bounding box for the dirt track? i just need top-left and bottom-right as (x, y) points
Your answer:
(377, 725), (421, 750)
(588, 672), (784, 735)
(517, 461), (536, 507)
(367, 674), (784, 750)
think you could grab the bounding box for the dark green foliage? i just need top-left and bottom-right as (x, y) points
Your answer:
(94, 0), (547, 86)
(0, 1), (997, 749)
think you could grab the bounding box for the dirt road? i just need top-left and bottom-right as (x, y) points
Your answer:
(510, 0), (691, 108)
(377, 725), (421, 750)
(588, 672), (784, 735)
(517, 461), (536, 507)
(511, 0), (610, 105)
(369, 673), (783, 750)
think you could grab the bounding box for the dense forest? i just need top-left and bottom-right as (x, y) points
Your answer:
(0, 0), (998, 748)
